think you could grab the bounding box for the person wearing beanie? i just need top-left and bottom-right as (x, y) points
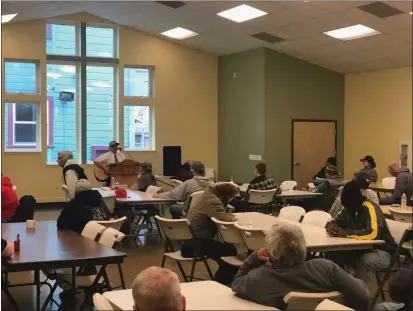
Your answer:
(154, 161), (213, 219)
(313, 157), (337, 180)
(380, 163), (413, 205)
(57, 150), (88, 201)
(356, 155), (378, 182)
(326, 181), (397, 285)
(57, 179), (110, 233)
(329, 172), (379, 218)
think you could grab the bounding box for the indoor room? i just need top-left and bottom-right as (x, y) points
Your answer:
(1, 1), (412, 311)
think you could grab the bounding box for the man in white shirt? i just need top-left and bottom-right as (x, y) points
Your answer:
(93, 140), (126, 185)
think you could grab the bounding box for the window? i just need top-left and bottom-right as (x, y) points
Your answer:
(46, 24), (77, 56)
(4, 61), (38, 94)
(4, 103), (40, 150)
(46, 22), (119, 164)
(124, 105), (154, 150)
(124, 67), (153, 97)
(86, 65), (115, 161)
(86, 26), (115, 58)
(46, 63), (78, 163)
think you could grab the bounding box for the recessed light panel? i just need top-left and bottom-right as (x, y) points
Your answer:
(1, 13), (18, 23)
(217, 4), (267, 23)
(324, 24), (380, 41)
(161, 27), (198, 40)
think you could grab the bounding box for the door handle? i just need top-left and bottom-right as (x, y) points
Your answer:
(294, 162), (300, 166)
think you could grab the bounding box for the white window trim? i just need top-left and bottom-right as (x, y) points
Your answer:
(124, 103), (155, 152)
(86, 23), (118, 59)
(4, 59), (41, 96)
(12, 104), (37, 146)
(123, 65), (155, 99)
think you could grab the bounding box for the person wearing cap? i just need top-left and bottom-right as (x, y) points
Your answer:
(329, 172), (379, 218)
(326, 181), (397, 285)
(57, 179), (110, 233)
(380, 163), (413, 205)
(357, 155), (378, 182)
(57, 150), (88, 201)
(375, 264), (413, 311)
(313, 157), (337, 180)
(153, 161), (213, 219)
(93, 141), (127, 185)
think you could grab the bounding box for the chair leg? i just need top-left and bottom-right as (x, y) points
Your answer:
(176, 262), (188, 282)
(117, 263), (126, 289)
(375, 273), (386, 301)
(189, 260), (197, 282)
(161, 255), (167, 267)
(203, 259), (214, 280)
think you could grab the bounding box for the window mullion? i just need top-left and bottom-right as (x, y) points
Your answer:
(80, 22), (87, 164)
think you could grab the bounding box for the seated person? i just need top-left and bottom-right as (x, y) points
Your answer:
(57, 150), (88, 201)
(326, 181), (397, 285)
(172, 162), (194, 182)
(311, 165), (344, 211)
(230, 162), (280, 213)
(329, 172), (379, 218)
(57, 179), (110, 233)
(357, 155), (378, 182)
(375, 264), (413, 311)
(380, 163), (413, 205)
(131, 162), (157, 192)
(1, 175), (19, 222)
(1, 238), (14, 257)
(154, 161), (212, 219)
(313, 156), (337, 180)
(183, 183), (239, 285)
(231, 222), (370, 311)
(132, 267), (186, 311)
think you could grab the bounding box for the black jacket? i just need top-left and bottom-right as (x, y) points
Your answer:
(332, 201), (397, 254)
(313, 166), (327, 180)
(57, 190), (110, 234)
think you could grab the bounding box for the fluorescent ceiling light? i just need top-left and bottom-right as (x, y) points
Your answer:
(217, 4), (267, 23)
(92, 81), (111, 88)
(47, 72), (61, 79)
(59, 66), (76, 73)
(324, 24), (380, 41)
(2, 13), (18, 23)
(161, 27), (198, 40)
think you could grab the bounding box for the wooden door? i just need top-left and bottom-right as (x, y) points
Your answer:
(293, 121), (336, 189)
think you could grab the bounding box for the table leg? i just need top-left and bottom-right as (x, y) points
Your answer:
(117, 263), (126, 289)
(71, 267), (76, 303)
(34, 270), (41, 311)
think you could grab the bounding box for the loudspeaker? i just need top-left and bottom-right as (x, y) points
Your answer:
(163, 146), (181, 177)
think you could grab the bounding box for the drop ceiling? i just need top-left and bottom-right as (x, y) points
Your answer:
(2, 1), (412, 74)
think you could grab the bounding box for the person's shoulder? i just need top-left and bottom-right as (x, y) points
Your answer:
(305, 258), (339, 270)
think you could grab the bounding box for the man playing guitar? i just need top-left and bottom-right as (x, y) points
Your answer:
(93, 140), (127, 185)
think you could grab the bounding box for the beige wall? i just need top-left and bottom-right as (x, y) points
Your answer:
(1, 13), (218, 202)
(344, 67), (412, 180)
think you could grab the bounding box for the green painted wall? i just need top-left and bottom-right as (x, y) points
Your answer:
(218, 49), (266, 182)
(218, 47), (344, 183)
(264, 49), (344, 182)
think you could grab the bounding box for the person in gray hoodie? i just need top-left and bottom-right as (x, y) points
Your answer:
(153, 161), (213, 219)
(380, 163), (413, 205)
(231, 222), (370, 311)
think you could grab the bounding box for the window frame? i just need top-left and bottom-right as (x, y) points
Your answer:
(5, 102), (41, 152)
(124, 65), (155, 98)
(85, 23), (118, 59)
(4, 59), (41, 96)
(123, 103), (155, 152)
(45, 22), (80, 57)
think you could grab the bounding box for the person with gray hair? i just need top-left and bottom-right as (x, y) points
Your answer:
(57, 150), (88, 200)
(231, 222), (370, 311)
(132, 267), (186, 311)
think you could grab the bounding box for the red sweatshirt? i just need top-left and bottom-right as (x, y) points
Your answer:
(1, 177), (19, 221)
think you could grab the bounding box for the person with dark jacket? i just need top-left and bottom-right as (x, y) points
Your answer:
(313, 157), (337, 180)
(357, 155), (378, 182)
(57, 179), (110, 233)
(172, 162), (194, 182)
(136, 162), (157, 192)
(326, 181), (397, 285)
(312, 165), (344, 211)
(375, 265), (413, 311)
(1, 175), (19, 222)
(380, 163), (413, 205)
(57, 150), (88, 201)
(183, 183), (239, 285)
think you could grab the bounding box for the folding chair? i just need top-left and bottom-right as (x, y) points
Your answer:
(279, 206), (306, 222)
(234, 223), (267, 251)
(155, 215), (214, 282)
(284, 291), (342, 311)
(248, 189), (277, 214)
(372, 221), (413, 306)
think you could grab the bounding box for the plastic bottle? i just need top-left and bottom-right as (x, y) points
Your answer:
(401, 193), (407, 211)
(110, 177), (115, 188)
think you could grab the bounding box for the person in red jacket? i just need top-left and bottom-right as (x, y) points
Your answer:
(1, 175), (19, 222)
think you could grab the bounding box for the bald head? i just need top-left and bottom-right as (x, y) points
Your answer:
(132, 267), (185, 311)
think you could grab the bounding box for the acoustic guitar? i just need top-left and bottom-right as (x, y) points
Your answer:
(94, 165), (109, 182)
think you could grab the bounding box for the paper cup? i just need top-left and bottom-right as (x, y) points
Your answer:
(26, 219), (35, 229)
